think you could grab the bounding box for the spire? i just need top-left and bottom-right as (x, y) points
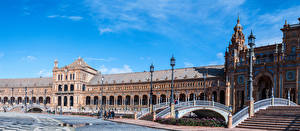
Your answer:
(237, 15), (240, 24)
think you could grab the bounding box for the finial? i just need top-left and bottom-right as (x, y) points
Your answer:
(237, 14), (240, 24)
(54, 59), (58, 68)
(285, 20), (287, 25)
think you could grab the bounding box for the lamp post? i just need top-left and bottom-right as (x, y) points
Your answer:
(25, 87), (27, 113)
(11, 88), (14, 105)
(170, 55), (175, 118)
(150, 64), (154, 113)
(248, 30), (256, 117)
(203, 70), (207, 100)
(44, 89), (47, 107)
(100, 76), (104, 118)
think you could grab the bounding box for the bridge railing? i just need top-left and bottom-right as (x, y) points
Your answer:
(232, 98), (297, 127)
(156, 100), (230, 118)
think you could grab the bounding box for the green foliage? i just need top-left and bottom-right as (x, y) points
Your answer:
(155, 117), (225, 127)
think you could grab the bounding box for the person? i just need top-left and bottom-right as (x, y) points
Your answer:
(108, 110), (111, 119)
(112, 110), (115, 119)
(104, 110), (107, 119)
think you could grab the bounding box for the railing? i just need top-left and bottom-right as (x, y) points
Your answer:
(232, 98), (297, 127)
(3, 103), (48, 112)
(137, 102), (170, 119)
(156, 100), (230, 118)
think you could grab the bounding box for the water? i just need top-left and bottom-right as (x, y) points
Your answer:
(0, 112), (164, 131)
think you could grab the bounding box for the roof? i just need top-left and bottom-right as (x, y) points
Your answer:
(0, 77), (52, 88)
(88, 65), (224, 85)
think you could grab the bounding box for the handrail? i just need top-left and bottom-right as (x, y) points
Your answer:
(156, 100), (230, 118)
(232, 98), (298, 127)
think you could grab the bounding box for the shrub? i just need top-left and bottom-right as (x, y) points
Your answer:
(155, 117), (225, 127)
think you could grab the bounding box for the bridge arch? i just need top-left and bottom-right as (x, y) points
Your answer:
(176, 106), (228, 122)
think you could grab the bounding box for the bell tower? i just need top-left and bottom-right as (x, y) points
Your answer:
(226, 17), (247, 68)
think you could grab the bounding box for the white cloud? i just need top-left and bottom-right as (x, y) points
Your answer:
(84, 0), (245, 37)
(38, 69), (52, 77)
(22, 55), (37, 62)
(99, 28), (113, 34)
(184, 62), (194, 67)
(47, 15), (83, 21)
(99, 64), (133, 74)
(216, 52), (224, 60)
(68, 16), (83, 21)
(86, 57), (115, 62)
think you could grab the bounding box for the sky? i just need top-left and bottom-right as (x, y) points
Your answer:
(0, 0), (300, 78)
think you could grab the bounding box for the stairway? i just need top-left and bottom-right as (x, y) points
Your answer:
(237, 106), (300, 130)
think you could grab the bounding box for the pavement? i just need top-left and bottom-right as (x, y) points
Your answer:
(108, 118), (264, 131)
(0, 112), (71, 131)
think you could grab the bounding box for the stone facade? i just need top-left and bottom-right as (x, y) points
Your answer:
(225, 18), (300, 112)
(0, 17), (299, 114)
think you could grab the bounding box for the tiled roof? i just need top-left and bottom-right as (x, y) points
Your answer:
(88, 65), (224, 85)
(0, 77), (52, 88)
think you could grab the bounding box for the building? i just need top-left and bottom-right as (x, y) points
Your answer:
(0, 17), (299, 114)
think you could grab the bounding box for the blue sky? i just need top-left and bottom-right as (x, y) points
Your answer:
(0, 0), (300, 78)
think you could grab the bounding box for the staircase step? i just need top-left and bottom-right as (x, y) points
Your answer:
(237, 106), (300, 129)
(245, 119), (300, 123)
(242, 121), (300, 126)
(238, 123), (300, 128)
(237, 125), (299, 130)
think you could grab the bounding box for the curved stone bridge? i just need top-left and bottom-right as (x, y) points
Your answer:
(156, 100), (231, 122)
(137, 100), (230, 122)
(1, 103), (49, 112)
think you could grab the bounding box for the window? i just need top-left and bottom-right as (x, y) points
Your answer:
(82, 84), (86, 91)
(70, 84), (74, 91)
(73, 74), (75, 80)
(65, 75), (68, 80)
(70, 74), (72, 80)
(64, 85), (68, 91)
(58, 85), (62, 91)
(291, 46), (296, 54)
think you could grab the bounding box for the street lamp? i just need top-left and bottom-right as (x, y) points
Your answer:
(203, 70), (207, 100)
(44, 89), (47, 107)
(248, 30), (256, 117)
(11, 88), (14, 105)
(150, 64), (154, 113)
(100, 76), (104, 118)
(25, 87), (27, 113)
(170, 55), (175, 118)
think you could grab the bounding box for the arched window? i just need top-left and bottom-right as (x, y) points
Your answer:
(82, 84), (86, 91)
(134, 95), (139, 105)
(64, 85), (68, 91)
(38, 97), (43, 104)
(86, 96), (91, 105)
(32, 97), (36, 103)
(70, 84), (74, 91)
(58, 96), (61, 106)
(125, 95), (130, 105)
(58, 85), (62, 91)
(94, 96), (98, 105)
(102, 96), (106, 105)
(117, 96), (122, 105)
(64, 96), (68, 106)
(70, 96), (73, 106)
(109, 96), (114, 105)
(46, 97), (51, 104)
(160, 94), (166, 103)
(142, 95), (148, 105)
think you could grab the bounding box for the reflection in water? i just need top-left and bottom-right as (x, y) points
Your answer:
(76, 120), (164, 131)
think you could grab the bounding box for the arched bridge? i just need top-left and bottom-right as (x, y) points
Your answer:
(137, 100), (230, 122)
(156, 100), (231, 122)
(1, 103), (49, 112)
